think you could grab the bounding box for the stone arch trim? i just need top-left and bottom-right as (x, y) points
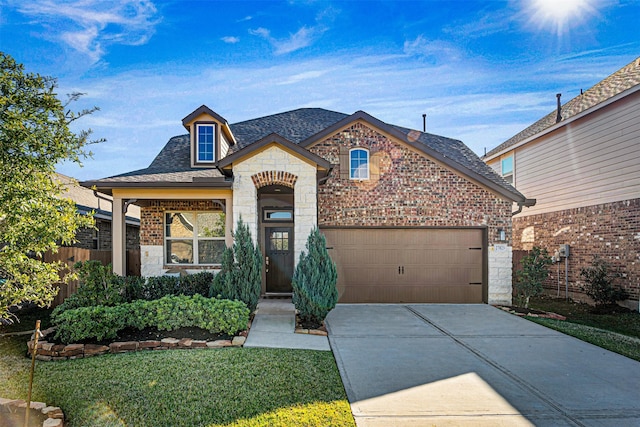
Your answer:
(251, 170), (298, 189)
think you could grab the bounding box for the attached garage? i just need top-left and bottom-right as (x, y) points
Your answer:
(322, 228), (487, 304)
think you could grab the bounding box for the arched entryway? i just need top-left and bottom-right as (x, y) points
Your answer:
(257, 184), (295, 295)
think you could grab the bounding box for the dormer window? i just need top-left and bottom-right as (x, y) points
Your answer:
(197, 123), (216, 163)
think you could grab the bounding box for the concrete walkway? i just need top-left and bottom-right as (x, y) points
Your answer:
(243, 298), (330, 351)
(326, 304), (640, 427)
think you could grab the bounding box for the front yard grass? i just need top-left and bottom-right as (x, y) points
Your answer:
(1, 315), (354, 427)
(525, 296), (640, 362)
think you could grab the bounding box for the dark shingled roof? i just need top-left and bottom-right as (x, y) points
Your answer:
(86, 107), (523, 200)
(230, 108), (348, 149)
(487, 56), (640, 157)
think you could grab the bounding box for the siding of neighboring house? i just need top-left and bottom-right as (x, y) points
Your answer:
(485, 82), (640, 307)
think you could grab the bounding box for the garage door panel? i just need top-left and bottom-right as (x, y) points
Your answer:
(322, 228), (485, 304)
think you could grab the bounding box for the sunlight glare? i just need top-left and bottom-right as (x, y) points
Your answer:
(527, 0), (598, 36)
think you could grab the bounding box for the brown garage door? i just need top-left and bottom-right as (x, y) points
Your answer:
(321, 228), (485, 303)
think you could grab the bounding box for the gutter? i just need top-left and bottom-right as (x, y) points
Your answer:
(512, 198), (536, 216)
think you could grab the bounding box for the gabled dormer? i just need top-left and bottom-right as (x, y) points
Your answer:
(182, 105), (236, 167)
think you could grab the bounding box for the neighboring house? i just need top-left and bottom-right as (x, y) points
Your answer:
(483, 57), (640, 310)
(83, 106), (532, 305)
(57, 173), (140, 251)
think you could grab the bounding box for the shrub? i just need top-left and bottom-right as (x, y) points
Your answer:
(515, 247), (552, 308)
(51, 261), (127, 322)
(54, 295), (249, 343)
(580, 256), (629, 307)
(292, 228), (338, 326)
(213, 217), (262, 312)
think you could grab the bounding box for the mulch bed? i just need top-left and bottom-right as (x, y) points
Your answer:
(495, 305), (567, 320)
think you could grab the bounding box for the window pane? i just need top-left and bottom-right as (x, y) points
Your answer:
(166, 240), (193, 264)
(197, 212), (225, 237)
(166, 212), (195, 238)
(350, 149), (369, 179)
(501, 156), (513, 175)
(198, 125), (215, 162)
(198, 240), (226, 264)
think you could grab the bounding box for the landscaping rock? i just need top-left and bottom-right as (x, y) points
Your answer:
(309, 329), (328, 336)
(60, 344), (84, 357)
(191, 340), (208, 348)
(109, 341), (139, 353)
(42, 406), (64, 419)
(139, 340), (162, 349)
(84, 344), (109, 356)
(295, 328), (309, 334)
(160, 338), (179, 347)
(231, 336), (246, 346)
(36, 355), (52, 361)
(43, 417), (64, 427)
(178, 338), (193, 348)
(206, 340), (230, 348)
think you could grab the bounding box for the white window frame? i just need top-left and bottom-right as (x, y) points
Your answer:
(165, 211), (225, 266)
(196, 123), (216, 163)
(349, 148), (370, 180)
(501, 154), (514, 184)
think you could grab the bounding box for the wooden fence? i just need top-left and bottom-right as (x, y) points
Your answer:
(44, 247), (141, 307)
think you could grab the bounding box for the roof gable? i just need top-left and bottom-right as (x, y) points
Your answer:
(299, 111), (526, 203)
(217, 133), (332, 174)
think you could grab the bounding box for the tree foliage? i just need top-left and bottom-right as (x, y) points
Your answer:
(0, 52), (98, 321)
(514, 246), (552, 308)
(212, 217), (262, 312)
(580, 256), (629, 307)
(292, 227), (338, 326)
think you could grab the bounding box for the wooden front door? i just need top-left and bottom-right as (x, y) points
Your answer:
(265, 227), (294, 293)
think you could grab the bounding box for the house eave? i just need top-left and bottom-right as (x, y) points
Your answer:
(81, 179), (233, 196)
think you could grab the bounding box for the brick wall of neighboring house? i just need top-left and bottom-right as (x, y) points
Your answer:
(309, 122), (513, 243)
(73, 219), (139, 250)
(513, 198), (640, 306)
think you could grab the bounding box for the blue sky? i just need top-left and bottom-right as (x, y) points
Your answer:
(1, 0), (639, 181)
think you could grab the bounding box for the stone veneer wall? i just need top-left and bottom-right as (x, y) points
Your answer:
(140, 200), (223, 277)
(231, 145), (318, 265)
(309, 122), (515, 304)
(513, 198), (640, 308)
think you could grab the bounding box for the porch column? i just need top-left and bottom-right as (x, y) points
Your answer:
(225, 195), (233, 247)
(112, 197), (127, 276)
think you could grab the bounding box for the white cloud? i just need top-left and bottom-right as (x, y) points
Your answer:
(15, 0), (161, 64)
(403, 36), (463, 62)
(221, 36), (240, 44)
(250, 25), (326, 55)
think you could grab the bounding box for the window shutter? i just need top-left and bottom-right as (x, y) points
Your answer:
(339, 146), (349, 180)
(370, 152), (380, 181)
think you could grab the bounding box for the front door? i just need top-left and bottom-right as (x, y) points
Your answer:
(265, 227), (294, 293)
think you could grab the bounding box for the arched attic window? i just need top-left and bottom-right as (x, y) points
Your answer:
(349, 148), (369, 180)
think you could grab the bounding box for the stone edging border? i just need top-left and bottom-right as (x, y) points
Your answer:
(27, 327), (249, 361)
(0, 397), (65, 427)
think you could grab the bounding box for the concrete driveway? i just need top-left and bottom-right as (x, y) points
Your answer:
(325, 304), (640, 427)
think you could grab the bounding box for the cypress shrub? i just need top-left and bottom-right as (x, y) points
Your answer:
(292, 227), (338, 326)
(212, 217), (262, 312)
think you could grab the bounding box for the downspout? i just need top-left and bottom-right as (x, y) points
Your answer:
(93, 189), (112, 210)
(512, 198), (536, 216)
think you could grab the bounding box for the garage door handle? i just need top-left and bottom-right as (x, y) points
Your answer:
(469, 247), (482, 250)
(469, 282), (482, 285)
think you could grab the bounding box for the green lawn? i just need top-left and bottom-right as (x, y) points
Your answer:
(524, 296), (640, 362)
(1, 310), (355, 427)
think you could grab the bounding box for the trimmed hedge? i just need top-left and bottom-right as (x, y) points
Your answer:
(53, 295), (249, 344)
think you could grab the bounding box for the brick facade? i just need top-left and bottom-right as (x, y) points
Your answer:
(141, 200), (222, 246)
(309, 123), (513, 243)
(74, 219), (139, 251)
(251, 170), (298, 189)
(513, 198), (640, 304)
